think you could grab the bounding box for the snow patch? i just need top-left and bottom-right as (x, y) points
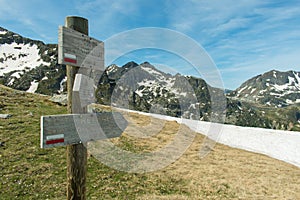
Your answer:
(238, 85), (247, 93)
(286, 99), (293, 104)
(0, 42), (51, 76)
(0, 30), (7, 35)
(59, 76), (67, 93)
(250, 88), (256, 94)
(26, 80), (39, 93)
(141, 65), (162, 77)
(293, 71), (300, 85)
(135, 89), (143, 97)
(8, 78), (15, 85)
(106, 65), (118, 74)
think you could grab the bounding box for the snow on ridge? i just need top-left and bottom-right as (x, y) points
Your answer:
(270, 73), (300, 92)
(294, 71), (300, 85)
(237, 85), (247, 94)
(106, 65), (118, 74)
(0, 42), (51, 76)
(141, 65), (163, 77)
(0, 30), (7, 35)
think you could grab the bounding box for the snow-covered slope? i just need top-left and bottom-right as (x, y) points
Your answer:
(0, 42), (51, 86)
(0, 27), (65, 94)
(123, 109), (300, 168)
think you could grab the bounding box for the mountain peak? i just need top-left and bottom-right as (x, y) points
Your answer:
(121, 61), (139, 69)
(230, 69), (300, 107)
(0, 27), (8, 32)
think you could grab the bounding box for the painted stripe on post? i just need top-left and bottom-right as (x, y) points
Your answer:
(64, 53), (77, 64)
(46, 138), (65, 145)
(64, 57), (77, 64)
(64, 53), (77, 59)
(46, 134), (65, 145)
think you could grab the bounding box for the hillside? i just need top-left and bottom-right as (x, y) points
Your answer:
(97, 62), (300, 131)
(0, 85), (300, 199)
(228, 69), (300, 131)
(0, 27), (66, 95)
(1, 26), (300, 131)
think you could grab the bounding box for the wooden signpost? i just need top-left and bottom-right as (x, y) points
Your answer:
(41, 112), (127, 148)
(40, 16), (126, 199)
(58, 25), (104, 69)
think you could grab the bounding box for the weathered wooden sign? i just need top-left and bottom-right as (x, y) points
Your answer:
(41, 112), (127, 148)
(58, 26), (104, 70)
(72, 74), (95, 112)
(45, 17), (112, 199)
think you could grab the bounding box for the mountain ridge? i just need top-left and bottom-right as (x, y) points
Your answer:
(228, 69), (300, 107)
(0, 26), (299, 131)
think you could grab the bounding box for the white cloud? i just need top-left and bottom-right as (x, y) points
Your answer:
(0, 0), (299, 89)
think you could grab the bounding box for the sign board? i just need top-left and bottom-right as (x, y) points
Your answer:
(72, 74), (95, 112)
(41, 112), (127, 148)
(58, 26), (104, 70)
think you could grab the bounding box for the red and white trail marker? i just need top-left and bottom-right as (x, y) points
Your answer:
(45, 134), (65, 145)
(64, 53), (77, 64)
(40, 112), (127, 148)
(58, 26), (104, 70)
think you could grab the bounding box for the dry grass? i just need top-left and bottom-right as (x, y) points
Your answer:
(102, 110), (300, 199)
(1, 89), (299, 199)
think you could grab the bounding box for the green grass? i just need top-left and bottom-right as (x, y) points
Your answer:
(0, 86), (189, 199)
(1, 85), (299, 199)
(0, 86), (67, 199)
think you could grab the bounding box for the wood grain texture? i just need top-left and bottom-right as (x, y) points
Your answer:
(41, 112), (127, 148)
(72, 74), (95, 112)
(58, 26), (104, 70)
(65, 16), (88, 200)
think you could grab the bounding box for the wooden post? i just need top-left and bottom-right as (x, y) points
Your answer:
(65, 16), (88, 200)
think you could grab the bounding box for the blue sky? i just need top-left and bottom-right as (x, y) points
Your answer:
(0, 0), (300, 89)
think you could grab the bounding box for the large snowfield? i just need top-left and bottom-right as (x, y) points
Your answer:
(125, 110), (300, 168)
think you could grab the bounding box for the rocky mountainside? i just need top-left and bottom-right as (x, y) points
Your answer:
(0, 27), (299, 131)
(0, 27), (66, 95)
(229, 70), (300, 108)
(96, 62), (296, 130)
(96, 61), (217, 120)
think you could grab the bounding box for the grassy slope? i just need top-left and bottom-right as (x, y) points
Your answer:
(0, 85), (299, 199)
